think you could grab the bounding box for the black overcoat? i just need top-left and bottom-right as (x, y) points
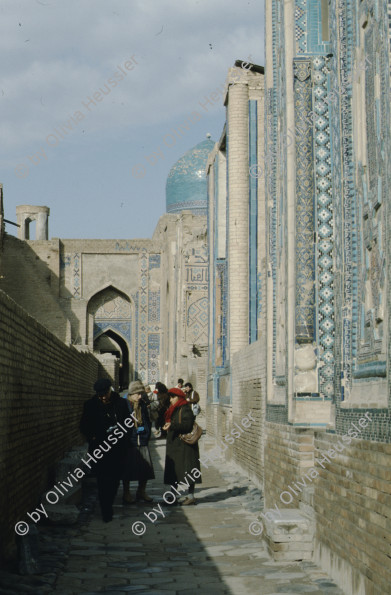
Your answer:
(80, 392), (129, 477)
(163, 403), (201, 486)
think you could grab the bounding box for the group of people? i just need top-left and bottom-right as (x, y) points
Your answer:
(147, 379), (201, 439)
(80, 377), (202, 523)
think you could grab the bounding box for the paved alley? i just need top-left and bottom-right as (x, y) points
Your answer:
(1, 435), (345, 595)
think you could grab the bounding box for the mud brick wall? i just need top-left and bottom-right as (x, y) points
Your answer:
(0, 290), (99, 561)
(313, 432), (391, 595)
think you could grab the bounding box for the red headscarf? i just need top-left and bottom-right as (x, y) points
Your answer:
(164, 388), (188, 423)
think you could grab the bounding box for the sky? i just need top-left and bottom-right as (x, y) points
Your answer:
(0, 0), (265, 240)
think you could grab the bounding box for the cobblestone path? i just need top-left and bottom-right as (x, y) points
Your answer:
(0, 436), (345, 595)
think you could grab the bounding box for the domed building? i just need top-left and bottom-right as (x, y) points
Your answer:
(166, 137), (215, 216)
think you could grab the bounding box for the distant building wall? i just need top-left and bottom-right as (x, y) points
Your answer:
(2, 212), (209, 397)
(153, 212), (209, 404)
(0, 289), (99, 561)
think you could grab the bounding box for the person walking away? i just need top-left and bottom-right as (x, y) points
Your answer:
(154, 382), (170, 438)
(183, 382), (201, 416)
(80, 378), (129, 522)
(122, 380), (155, 504)
(163, 387), (201, 505)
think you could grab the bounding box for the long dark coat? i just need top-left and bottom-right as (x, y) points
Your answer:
(164, 403), (201, 486)
(80, 392), (129, 477)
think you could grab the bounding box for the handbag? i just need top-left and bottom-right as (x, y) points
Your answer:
(191, 402), (201, 416)
(178, 408), (203, 445)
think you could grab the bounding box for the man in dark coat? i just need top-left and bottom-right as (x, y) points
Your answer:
(80, 378), (130, 522)
(163, 388), (201, 505)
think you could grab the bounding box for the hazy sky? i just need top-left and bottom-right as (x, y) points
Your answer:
(1, 0), (265, 239)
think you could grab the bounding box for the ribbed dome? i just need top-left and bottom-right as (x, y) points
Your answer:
(166, 138), (215, 215)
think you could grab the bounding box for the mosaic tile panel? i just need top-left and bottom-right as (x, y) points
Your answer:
(312, 56), (335, 398)
(137, 250), (148, 379)
(187, 295), (208, 345)
(338, 0), (355, 398)
(295, 0), (307, 54)
(93, 291), (131, 319)
(93, 321), (132, 346)
(149, 254), (161, 269)
(147, 333), (160, 384)
(148, 291), (160, 323)
(294, 59), (315, 342)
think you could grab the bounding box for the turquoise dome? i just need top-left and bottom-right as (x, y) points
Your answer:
(166, 138), (215, 215)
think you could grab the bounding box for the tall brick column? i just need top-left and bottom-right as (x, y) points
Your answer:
(227, 82), (249, 355)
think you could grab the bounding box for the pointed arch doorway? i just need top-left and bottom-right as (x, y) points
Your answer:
(87, 286), (134, 391)
(94, 329), (131, 390)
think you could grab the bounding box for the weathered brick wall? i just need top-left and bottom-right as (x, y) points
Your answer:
(313, 432), (391, 595)
(264, 422), (391, 594)
(0, 290), (99, 561)
(264, 422), (315, 509)
(207, 340), (266, 488)
(1, 235), (71, 343)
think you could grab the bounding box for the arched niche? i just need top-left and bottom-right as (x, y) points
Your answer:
(87, 286), (133, 389)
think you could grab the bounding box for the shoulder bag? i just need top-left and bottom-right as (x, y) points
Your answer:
(178, 407), (203, 445)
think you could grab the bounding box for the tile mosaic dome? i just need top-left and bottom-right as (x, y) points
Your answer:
(166, 136), (215, 215)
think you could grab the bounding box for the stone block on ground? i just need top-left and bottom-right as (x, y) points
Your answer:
(263, 508), (314, 562)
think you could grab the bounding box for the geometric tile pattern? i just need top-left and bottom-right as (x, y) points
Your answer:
(187, 296), (208, 345)
(93, 320), (132, 346)
(295, 0), (307, 54)
(312, 56), (335, 397)
(93, 290), (132, 319)
(147, 333), (160, 384)
(90, 288), (133, 346)
(148, 291), (160, 323)
(335, 0), (355, 398)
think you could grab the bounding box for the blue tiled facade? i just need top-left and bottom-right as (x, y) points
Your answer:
(266, 0), (391, 438)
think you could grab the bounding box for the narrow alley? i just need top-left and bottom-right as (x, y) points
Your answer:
(1, 435), (344, 595)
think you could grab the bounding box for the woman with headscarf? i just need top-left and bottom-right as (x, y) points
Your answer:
(122, 380), (155, 504)
(162, 387), (202, 505)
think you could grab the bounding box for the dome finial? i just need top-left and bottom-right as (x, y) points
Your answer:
(206, 133), (211, 139)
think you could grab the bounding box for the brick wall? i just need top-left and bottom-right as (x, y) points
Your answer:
(0, 290), (99, 561)
(207, 340), (266, 488)
(313, 432), (391, 595)
(264, 422), (391, 594)
(264, 422), (315, 509)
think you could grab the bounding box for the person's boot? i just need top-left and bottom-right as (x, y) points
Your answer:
(180, 496), (196, 505)
(136, 482), (153, 502)
(122, 484), (136, 505)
